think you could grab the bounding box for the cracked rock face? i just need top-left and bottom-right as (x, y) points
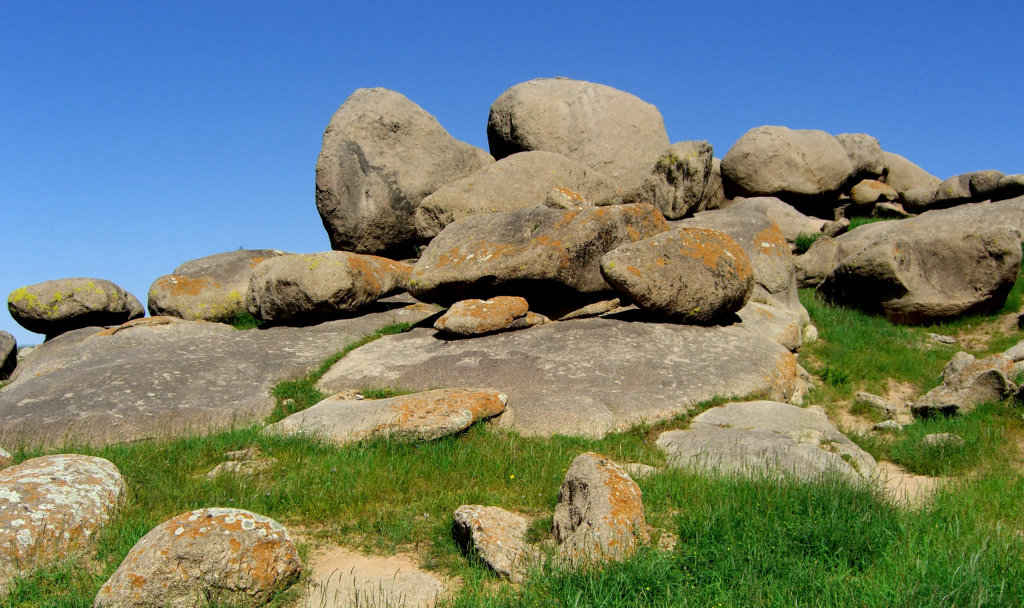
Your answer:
(656, 401), (877, 483)
(95, 508), (301, 608)
(0, 454), (125, 593)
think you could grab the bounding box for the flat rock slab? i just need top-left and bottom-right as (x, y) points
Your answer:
(266, 388), (507, 445)
(318, 317), (801, 438)
(0, 303), (435, 448)
(656, 401), (877, 483)
(303, 547), (449, 608)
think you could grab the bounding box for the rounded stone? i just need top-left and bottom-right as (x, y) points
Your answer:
(8, 278), (144, 338)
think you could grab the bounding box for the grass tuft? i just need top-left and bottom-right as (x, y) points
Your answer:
(228, 310), (264, 330)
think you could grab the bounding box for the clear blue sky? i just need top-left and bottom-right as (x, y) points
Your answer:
(2, 1), (1022, 346)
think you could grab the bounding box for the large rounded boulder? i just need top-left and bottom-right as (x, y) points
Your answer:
(246, 251), (412, 324)
(408, 203), (670, 311)
(148, 249), (286, 322)
(315, 88), (493, 257)
(721, 126), (854, 202)
(623, 140), (716, 219)
(600, 227), (753, 323)
(487, 78), (669, 192)
(414, 150), (621, 241)
(8, 278), (144, 338)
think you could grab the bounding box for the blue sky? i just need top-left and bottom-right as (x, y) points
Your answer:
(2, 1), (1022, 345)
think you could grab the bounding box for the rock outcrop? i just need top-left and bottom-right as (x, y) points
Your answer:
(656, 401), (877, 483)
(95, 508), (301, 608)
(487, 78), (669, 191)
(315, 88), (492, 257)
(912, 352), (1016, 417)
(623, 140), (715, 219)
(0, 331), (14, 380)
(8, 278), (144, 339)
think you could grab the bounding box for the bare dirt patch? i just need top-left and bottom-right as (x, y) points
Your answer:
(876, 460), (941, 507)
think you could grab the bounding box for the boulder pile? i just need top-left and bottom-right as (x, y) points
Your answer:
(1, 76), (1022, 598)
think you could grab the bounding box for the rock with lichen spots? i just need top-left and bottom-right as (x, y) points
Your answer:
(265, 388), (507, 446)
(148, 249), (287, 322)
(453, 505), (539, 582)
(553, 452), (648, 564)
(8, 279), (143, 338)
(94, 508), (301, 608)
(434, 296), (548, 336)
(246, 251), (412, 324)
(0, 455), (125, 593)
(601, 227), (753, 323)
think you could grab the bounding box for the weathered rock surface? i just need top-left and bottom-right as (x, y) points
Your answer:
(880, 151), (941, 194)
(317, 317), (802, 438)
(315, 88), (492, 256)
(0, 302), (435, 448)
(721, 126), (854, 201)
(94, 508), (301, 608)
(656, 401), (877, 483)
(148, 249), (286, 322)
(816, 209), (1022, 323)
(996, 174), (1024, 200)
(408, 203), (670, 311)
(703, 157), (728, 210)
(266, 388), (507, 445)
(246, 252), (412, 324)
(912, 353), (1016, 417)
(736, 301), (803, 351)
(600, 227), (753, 323)
(836, 133), (886, 181)
(8, 278), (144, 338)
(677, 208), (808, 323)
(487, 78), (669, 191)
(969, 170), (1004, 200)
(854, 391), (898, 419)
(0, 455), (124, 592)
(0, 331), (14, 381)
(453, 505), (536, 582)
(553, 452), (647, 563)
(932, 173), (974, 208)
(726, 197), (827, 242)
(623, 141), (715, 219)
(414, 151), (621, 240)
(433, 296), (541, 336)
(850, 179), (898, 206)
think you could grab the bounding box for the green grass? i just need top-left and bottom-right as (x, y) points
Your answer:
(794, 232), (824, 254)
(847, 216), (891, 230)
(228, 310), (264, 330)
(267, 321), (412, 421)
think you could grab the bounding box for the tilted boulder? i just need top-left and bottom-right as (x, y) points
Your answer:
(415, 151), (621, 241)
(434, 296), (547, 336)
(265, 388), (507, 446)
(726, 196), (827, 242)
(246, 251), (412, 324)
(95, 508), (301, 608)
(816, 215), (1021, 323)
(453, 505), (538, 582)
(656, 401), (877, 483)
(677, 208), (808, 324)
(600, 227), (753, 323)
(0, 331), (14, 380)
(969, 170), (1005, 200)
(721, 126), (854, 203)
(553, 452), (648, 564)
(836, 133), (887, 181)
(148, 249), (287, 322)
(487, 78), (669, 191)
(8, 278), (144, 338)
(932, 173), (974, 208)
(408, 203), (670, 311)
(912, 353), (1016, 417)
(880, 151), (941, 194)
(622, 141), (715, 219)
(315, 88), (492, 257)
(1, 455), (125, 593)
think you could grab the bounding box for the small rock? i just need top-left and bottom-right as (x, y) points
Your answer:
(821, 218), (850, 237)
(850, 179), (898, 206)
(206, 458), (278, 478)
(555, 298), (622, 320)
(95, 508), (301, 608)
(854, 391), (898, 419)
(926, 333), (958, 346)
(873, 420), (903, 432)
(265, 388), (508, 446)
(623, 463), (659, 479)
(553, 452), (648, 564)
(921, 432), (965, 448)
(434, 296), (531, 336)
(1003, 339), (1024, 362)
(453, 505), (538, 582)
(912, 353), (1016, 417)
(872, 201), (910, 219)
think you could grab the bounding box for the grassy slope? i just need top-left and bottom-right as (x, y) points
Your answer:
(5, 284), (1024, 607)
